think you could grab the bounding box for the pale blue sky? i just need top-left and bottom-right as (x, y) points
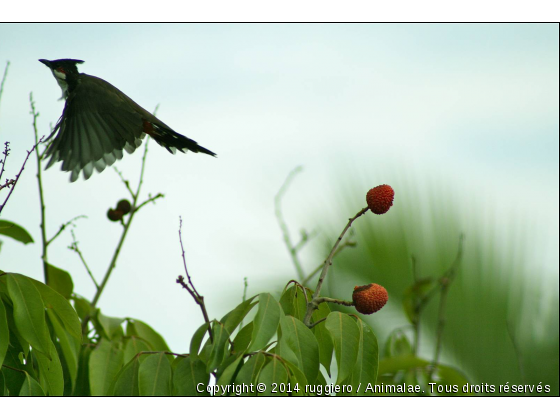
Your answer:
(0, 24), (558, 350)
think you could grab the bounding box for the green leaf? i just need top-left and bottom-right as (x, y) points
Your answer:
(33, 278), (81, 340)
(0, 370), (6, 396)
(232, 322), (253, 355)
(35, 340), (64, 395)
(234, 352), (266, 395)
(325, 312), (360, 385)
(279, 315), (320, 384)
(435, 365), (471, 395)
(216, 354), (244, 391)
(1, 347), (26, 395)
(72, 295), (92, 321)
(402, 278), (433, 324)
(311, 300), (333, 376)
(248, 293), (281, 352)
(6, 273), (51, 356)
(96, 311), (124, 340)
(356, 320), (379, 392)
(129, 319), (170, 352)
(257, 356), (289, 396)
(189, 323), (209, 360)
(45, 263), (73, 299)
(174, 357), (210, 396)
(220, 295), (258, 334)
(0, 298), (9, 368)
(279, 286), (308, 321)
(282, 359), (308, 394)
(124, 336), (151, 363)
(47, 310), (79, 390)
(206, 321), (231, 373)
(111, 357), (140, 396)
(0, 220), (34, 244)
(384, 329), (413, 358)
(19, 372), (45, 396)
(341, 318), (379, 395)
(276, 337), (299, 368)
(378, 355), (430, 377)
(73, 346), (92, 396)
(3, 299), (30, 358)
(139, 353), (172, 396)
(89, 339), (124, 396)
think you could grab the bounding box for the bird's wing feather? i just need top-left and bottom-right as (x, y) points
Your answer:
(45, 74), (147, 181)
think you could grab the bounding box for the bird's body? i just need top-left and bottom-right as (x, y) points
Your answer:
(39, 58), (215, 182)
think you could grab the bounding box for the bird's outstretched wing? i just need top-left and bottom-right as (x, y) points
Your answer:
(45, 75), (147, 182)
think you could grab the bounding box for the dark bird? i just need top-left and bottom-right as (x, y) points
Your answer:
(39, 58), (216, 182)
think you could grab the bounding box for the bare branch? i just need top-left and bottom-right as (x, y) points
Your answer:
(429, 234), (465, 380)
(69, 229), (99, 289)
(303, 207), (369, 327)
(0, 142), (10, 183)
(177, 216), (213, 342)
(0, 178), (14, 192)
(84, 120), (159, 332)
(302, 238), (357, 286)
(0, 61), (9, 113)
(242, 277), (248, 302)
(134, 193), (164, 214)
(274, 166), (306, 281)
(47, 215), (87, 247)
(293, 228), (318, 253)
(29, 92), (50, 285)
(0, 139), (45, 215)
(113, 166), (136, 200)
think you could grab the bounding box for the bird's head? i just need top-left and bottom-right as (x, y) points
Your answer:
(39, 58), (84, 79)
(39, 59), (84, 99)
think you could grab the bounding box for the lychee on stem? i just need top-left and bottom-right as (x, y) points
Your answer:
(366, 184), (394, 215)
(352, 283), (388, 314)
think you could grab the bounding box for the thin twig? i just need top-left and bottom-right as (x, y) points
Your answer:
(302, 238), (357, 286)
(239, 277), (249, 330)
(429, 235), (465, 379)
(30, 93), (49, 285)
(0, 61), (9, 114)
(282, 279), (310, 306)
(0, 142), (10, 183)
(411, 255), (421, 355)
(0, 142), (43, 215)
(134, 193), (164, 213)
(135, 351), (188, 358)
(135, 106), (158, 199)
(0, 179), (14, 192)
(177, 216), (213, 342)
(242, 277), (248, 302)
(1, 363), (26, 374)
(83, 135), (161, 332)
(507, 320), (527, 392)
(314, 296), (354, 306)
(308, 317), (327, 329)
(293, 229), (318, 253)
(69, 229), (99, 289)
(47, 215), (87, 247)
(303, 207), (369, 326)
(274, 166), (306, 282)
(113, 166), (136, 200)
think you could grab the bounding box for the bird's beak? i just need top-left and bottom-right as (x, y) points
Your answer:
(39, 59), (53, 68)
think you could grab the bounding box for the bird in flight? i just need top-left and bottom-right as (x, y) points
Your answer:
(39, 58), (216, 182)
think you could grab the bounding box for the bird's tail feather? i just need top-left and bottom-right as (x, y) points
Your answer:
(144, 121), (216, 157)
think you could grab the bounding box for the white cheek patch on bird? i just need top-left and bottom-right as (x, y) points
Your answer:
(53, 68), (67, 80)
